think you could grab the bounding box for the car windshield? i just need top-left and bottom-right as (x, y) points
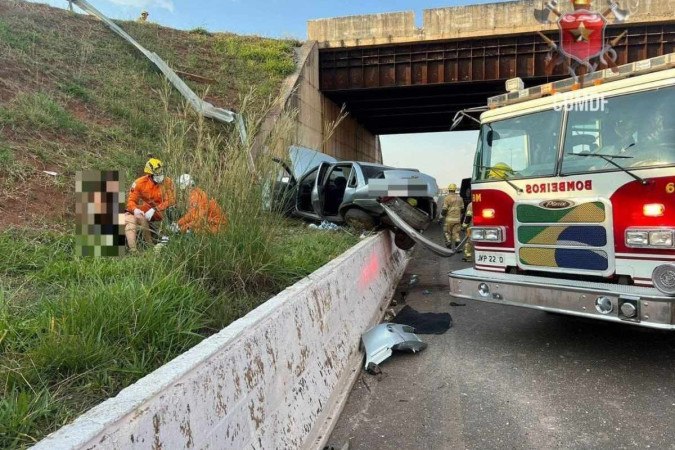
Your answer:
(474, 109), (562, 181)
(561, 86), (675, 174)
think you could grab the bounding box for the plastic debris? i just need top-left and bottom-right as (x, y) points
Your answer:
(42, 170), (58, 176)
(422, 289), (431, 295)
(308, 220), (340, 231)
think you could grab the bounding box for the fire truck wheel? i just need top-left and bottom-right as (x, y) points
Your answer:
(394, 230), (416, 250)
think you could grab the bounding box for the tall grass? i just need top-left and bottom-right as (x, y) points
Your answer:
(1, 92), (85, 134)
(0, 88), (358, 447)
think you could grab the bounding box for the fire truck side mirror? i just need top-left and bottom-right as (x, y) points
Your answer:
(486, 130), (500, 146)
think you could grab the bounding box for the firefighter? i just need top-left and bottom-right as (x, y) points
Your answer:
(125, 157), (175, 252)
(138, 10), (149, 22)
(442, 183), (464, 248)
(488, 162), (514, 180)
(462, 201), (474, 262)
(174, 174), (228, 234)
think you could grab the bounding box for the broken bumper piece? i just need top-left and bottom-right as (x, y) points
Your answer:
(361, 323), (427, 371)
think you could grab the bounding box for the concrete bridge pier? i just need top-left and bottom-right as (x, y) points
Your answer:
(258, 41), (382, 164)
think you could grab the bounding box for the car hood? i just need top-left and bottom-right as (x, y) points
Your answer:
(288, 146), (338, 180)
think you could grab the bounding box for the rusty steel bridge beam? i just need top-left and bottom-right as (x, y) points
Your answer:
(318, 23), (675, 134)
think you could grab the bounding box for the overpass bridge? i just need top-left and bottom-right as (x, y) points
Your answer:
(278, 0), (673, 163)
(309, 0), (675, 135)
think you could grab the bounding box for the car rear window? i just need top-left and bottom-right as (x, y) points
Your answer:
(361, 165), (387, 182)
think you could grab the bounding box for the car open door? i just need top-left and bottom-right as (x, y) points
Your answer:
(311, 162), (333, 218)
(269, 157), (296, 215)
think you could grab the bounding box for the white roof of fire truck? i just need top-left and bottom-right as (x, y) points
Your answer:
(482, 52), (675, 123)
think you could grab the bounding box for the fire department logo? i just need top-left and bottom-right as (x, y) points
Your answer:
(558, 10), (607, 63)
(533, 0), (630, 81)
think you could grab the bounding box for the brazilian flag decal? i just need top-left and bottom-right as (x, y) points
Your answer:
(517, 202), (605, 223)
(518, 225), (607, 246)
(519, 248), (609, 271)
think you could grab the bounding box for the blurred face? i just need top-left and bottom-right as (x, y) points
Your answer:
(152, 174), (165, 184)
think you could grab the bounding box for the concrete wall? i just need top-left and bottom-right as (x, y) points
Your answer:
(33, 232), (407, 450)
(307, 11), (418, 47)
(295, 43), (381, 162)
(257, 41), (382, 163)
(308, 0), (674, 48)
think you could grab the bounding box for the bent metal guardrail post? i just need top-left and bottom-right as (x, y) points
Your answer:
(70, 0), (254, 171)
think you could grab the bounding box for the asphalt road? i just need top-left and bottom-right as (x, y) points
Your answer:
(327, 222), (675, 450)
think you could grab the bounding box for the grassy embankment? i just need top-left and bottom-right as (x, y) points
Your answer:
(0, 1), (357, 447)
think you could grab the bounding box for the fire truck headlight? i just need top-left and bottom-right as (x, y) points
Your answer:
(484, 228), (502, 241)
(653, 264), (675, 295)
(471, 228), (486, 241)
(626, 230), (649, 247)
(626, 229), (674, 248)
(471, 227), (505, 243)
(648, 230), (674, 247)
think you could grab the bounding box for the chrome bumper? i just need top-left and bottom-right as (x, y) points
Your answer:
(449, 268), (675, 330)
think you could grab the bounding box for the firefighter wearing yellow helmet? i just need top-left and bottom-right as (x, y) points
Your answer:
(125, 157), (175, 252)
(442, 183), (464, 248)
(488, 162), (514, 180)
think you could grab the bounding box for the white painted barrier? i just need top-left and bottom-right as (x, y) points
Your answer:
(34, 231), (408, 450)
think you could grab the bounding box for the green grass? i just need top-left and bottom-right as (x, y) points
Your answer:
(2, 92), (85, 135)
(0, 223), (357, 448)
(0, 3), (359, 447)
(0, 1), (299, 194)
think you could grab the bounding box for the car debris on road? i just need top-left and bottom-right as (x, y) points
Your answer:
(361, 323), (427, 373)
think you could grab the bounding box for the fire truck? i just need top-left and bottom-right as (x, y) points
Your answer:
(386, 53), (675, 329)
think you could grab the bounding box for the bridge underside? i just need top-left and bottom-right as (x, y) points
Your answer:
(319, 23), (675, 134)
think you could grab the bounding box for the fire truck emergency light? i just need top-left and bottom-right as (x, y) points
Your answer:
(643, 203), (665, 217)
(488, 53), (675, 109)
(505, 77), (524, 93)
(482, 209), (496, 219)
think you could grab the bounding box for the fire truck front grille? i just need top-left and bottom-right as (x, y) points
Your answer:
(515, 201), (612, 274)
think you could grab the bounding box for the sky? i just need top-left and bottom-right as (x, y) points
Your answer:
(32, 0), (490, 186)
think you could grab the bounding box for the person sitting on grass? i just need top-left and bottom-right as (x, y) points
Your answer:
(172, 173), (228, 234)
(125, 157), (176, 252)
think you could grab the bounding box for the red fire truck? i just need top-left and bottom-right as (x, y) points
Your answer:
(388, 53), (675, 329)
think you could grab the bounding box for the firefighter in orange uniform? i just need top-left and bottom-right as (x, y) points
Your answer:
(175, 174), (228, 234)
(125, 157), (175, 251)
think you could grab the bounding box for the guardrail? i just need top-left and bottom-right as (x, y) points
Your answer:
(33, 231), (408, 449)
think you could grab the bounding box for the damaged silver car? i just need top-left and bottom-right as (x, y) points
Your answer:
(272, 146), (439, 250)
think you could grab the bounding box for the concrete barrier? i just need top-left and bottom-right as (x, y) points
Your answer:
(34, 231), (408, 450)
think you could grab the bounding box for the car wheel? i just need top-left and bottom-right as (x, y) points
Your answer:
(344, 208), (376, 231)
(394, 230), (416, 250)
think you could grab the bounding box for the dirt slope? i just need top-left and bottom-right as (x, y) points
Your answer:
(0, 0), (298, 229)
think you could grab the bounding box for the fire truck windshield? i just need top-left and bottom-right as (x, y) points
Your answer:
(561, 86), (675, 175)
(474, 109), (561, 181)
(474, 85), (675, 183)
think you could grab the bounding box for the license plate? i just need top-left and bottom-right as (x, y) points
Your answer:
(476, 252), (505, 265)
